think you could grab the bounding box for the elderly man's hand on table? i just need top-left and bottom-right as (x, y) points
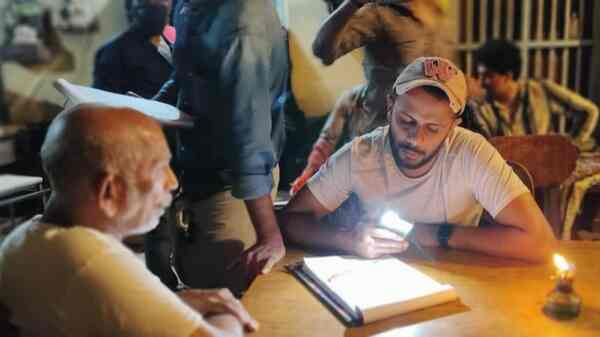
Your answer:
(177, 288), (259, 332)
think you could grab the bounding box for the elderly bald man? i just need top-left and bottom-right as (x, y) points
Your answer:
(0, 104), (257, 337)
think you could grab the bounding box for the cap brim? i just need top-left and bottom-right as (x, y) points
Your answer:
(394, 79), (463, 114)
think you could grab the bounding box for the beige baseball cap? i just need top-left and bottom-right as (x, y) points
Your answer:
(392, 57), (467, 114)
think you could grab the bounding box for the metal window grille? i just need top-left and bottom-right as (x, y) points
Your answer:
(457, 0), (598, 100)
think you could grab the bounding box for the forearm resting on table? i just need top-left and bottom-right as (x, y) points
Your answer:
(280, 186), (354, 252)
(448, 224), (555, 263)
(279, 210), (353, 253)
(449, 194), (557, 263)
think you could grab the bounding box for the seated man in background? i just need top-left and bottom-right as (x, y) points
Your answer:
(93, 0), (177, 103)
(280, 57), (556, 263)
(469, 39), (598, 151)
(0, 104), (257, 337)
(470, 39), (600, 240)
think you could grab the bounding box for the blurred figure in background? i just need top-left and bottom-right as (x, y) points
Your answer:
(468, 39), (598, 151)
(291, 0), (454, 194)
(93, 0), (176, 103)
(149, 0), (289, 296)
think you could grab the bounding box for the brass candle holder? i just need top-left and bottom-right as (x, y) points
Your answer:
(543, 254), (581, 320)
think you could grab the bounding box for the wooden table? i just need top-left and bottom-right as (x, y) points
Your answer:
(242, 242), (600, 337)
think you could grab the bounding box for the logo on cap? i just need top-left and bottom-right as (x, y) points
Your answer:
(423, 58), (457, 82)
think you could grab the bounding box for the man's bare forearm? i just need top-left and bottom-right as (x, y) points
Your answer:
(279, 211), (352, 253)
(421, 193), (557, 263)
(447, 223), (556, 263)
(319, 99), (350, 146)
(245, 194), (282, 241)
(313, 0), (361, 64)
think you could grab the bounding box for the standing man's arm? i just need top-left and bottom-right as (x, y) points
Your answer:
(312, 0), (380, 65)
(219, 32), (285, 276)
(242, 195), (284, 275)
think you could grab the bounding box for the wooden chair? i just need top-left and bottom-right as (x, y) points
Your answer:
(490, 135), (578, 188)
(490, 135), (579, 237)
(478, 160), (534, 228)
(506, 160), (534, 192)
(561, 152), (600, 240)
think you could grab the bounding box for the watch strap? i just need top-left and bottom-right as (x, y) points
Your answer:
(437, 224), (454, 249)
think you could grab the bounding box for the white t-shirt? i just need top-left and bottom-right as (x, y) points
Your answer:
(0, 216), (209, 337)
(308, 126), (529, 227)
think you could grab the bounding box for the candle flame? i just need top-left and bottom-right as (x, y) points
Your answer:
(553, 254), (570, 272)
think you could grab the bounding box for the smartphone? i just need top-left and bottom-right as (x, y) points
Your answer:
(378, 210), (414, 238)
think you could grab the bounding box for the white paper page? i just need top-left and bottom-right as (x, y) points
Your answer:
(54, 79), (180, 121)
(304, 256), (453, 313)
(0, 175), (43, 197)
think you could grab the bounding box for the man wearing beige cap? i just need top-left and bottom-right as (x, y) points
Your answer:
(279, 57), (556, 263)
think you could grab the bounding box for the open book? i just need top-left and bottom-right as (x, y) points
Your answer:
(289, 256), (458, 325)
(53, 79), (192, 127)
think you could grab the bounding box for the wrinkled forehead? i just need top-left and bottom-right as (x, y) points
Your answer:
(137, 125), (171, 154)
(125, 134), (171, 175)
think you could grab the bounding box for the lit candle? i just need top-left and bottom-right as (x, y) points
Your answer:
(553, 254), (574, 285)
(543, 254), (581, 320)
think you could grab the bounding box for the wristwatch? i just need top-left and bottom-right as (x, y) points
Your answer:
(437, 224), (454, 249)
